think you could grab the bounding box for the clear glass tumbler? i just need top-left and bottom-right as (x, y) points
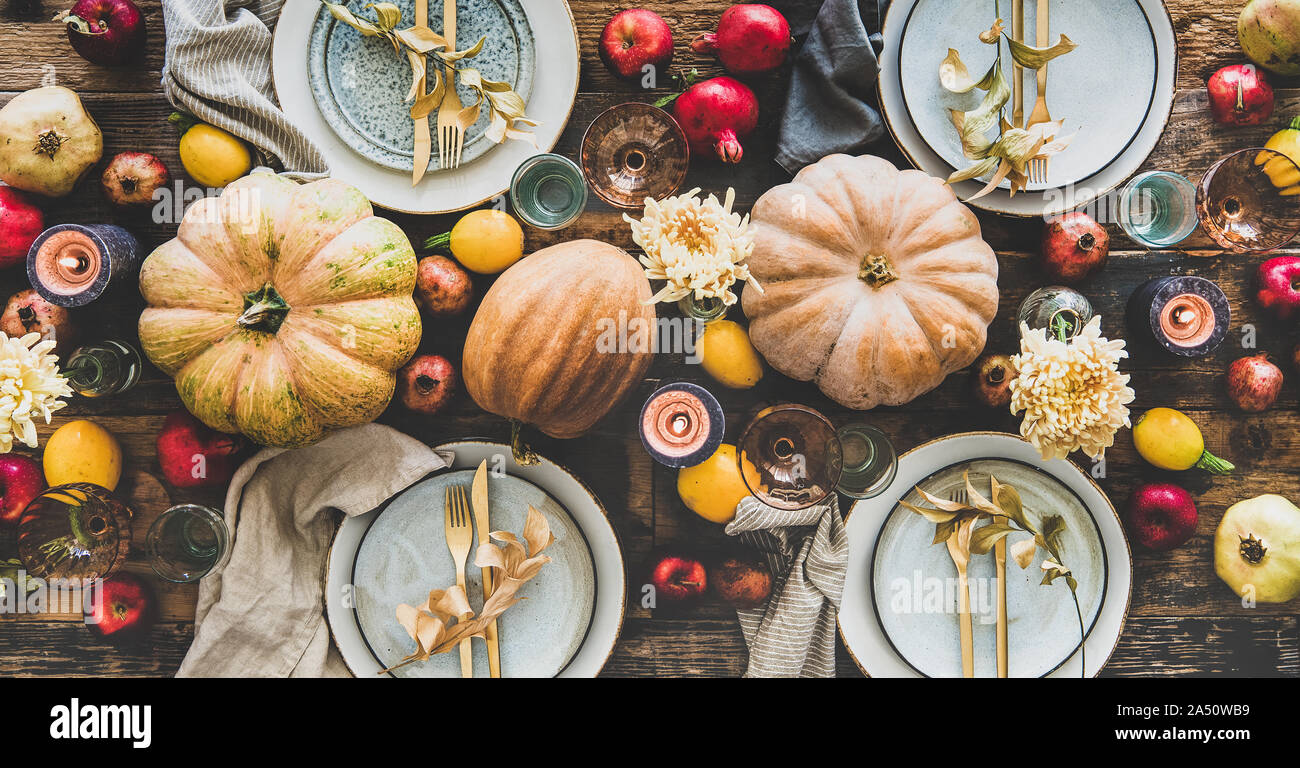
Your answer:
(510, 153), (588, 230)
(146, 504), (230, 583)
(1118, 171), (1199, 248)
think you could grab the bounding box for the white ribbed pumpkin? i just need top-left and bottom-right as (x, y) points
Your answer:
(741, 154), (999, 409)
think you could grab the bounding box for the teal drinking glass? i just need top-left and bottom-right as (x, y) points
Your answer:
(1118, 171), (1199, 249)
(509, 153), (588, 230)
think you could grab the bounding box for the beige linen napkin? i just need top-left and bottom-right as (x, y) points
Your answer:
(161, 0), (329, 178)
(725, 496), (848, 678)
(177, 423), (451, 677)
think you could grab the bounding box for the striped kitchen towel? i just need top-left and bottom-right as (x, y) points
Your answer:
(161, 0), (328, 178)
(725, 496), (848, 678)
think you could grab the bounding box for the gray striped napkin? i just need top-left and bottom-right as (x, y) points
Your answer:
(725, 496), (848, 678)
(161, 0), (329, 178)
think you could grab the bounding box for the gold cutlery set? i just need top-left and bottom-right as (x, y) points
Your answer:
(443, 460), (501, 677)
(947, 485), (1009, 678)
(412, 0), (467, 186)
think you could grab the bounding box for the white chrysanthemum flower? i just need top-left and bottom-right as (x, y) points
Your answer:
(1010, 317), (1135, 461)
(624, 187), (762, 306)
(0, 332), (72, 453)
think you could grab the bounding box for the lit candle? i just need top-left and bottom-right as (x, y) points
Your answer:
(1128, 276), (1229, 357)
(638, 382), (724, 468)
(27, 224), (141, 308)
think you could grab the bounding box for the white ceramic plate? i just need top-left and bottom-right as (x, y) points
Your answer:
(352, 469), (596, 678)
(273, 0), (579, 214)
(839, 433), (1131, 677)
(326, 441), (625, 677)
(872, 458), (1106, 678)
(878, 0), (1176, 217)
(899, 0), (1156, 191)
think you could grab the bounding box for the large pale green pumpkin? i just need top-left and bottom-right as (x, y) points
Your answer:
(138, 173), (421, 448)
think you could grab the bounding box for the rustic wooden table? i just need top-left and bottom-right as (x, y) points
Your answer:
(0, 0), (1296, 677)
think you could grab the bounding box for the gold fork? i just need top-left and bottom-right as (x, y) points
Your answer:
(946, 489), (975, 678)
(445, 485), (474, 677)
(436, 0), (464, 170)
(1025, 0), (1052, 185)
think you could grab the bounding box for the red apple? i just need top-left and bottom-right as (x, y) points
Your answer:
(85, 572), (153, 640)
(1041, 212), (1109, 284)
(1126, 482), (1198, 551)
(414, 254), (474, 317)
(397, 354), (457, 415)
(650, 553), (707, 604)
(599, 9), (674, 81)
(1255, 255), (1300, 322)
(101, 152), (169, 206)
(0, 454), (45, 527)
(0, 187), (44, 269)
(710, 555), (772, 608)
(155, 410), (245, 488)
(0, 289), (77, 356)
(56, 0), (146, 67)
(1227, 353), (1283, 412)
(1207, 64), (1274, 126)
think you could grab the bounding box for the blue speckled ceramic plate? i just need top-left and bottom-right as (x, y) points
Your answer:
(351, 469), (596, 678)
(308, 0), (536, 173)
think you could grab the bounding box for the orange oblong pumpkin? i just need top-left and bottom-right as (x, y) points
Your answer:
(741, 154), (999, 409)
(462, 239), (655, 462)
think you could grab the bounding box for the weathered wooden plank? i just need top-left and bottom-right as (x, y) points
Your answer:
(603, 616), (1300, 677)
(0, 620), (191, 677)
(3, 613), (1291, 677)
(1102, 616), (1300, 677)
(0, 0), (166, 93)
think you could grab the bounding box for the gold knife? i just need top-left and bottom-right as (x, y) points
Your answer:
(1011, 0), (1024, 129)
(411, 0), (431, 185)
(471, 460), (501, 677)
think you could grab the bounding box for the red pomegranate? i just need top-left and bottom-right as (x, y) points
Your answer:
(1207, 64), (1274, 126)
(1040, 212), (1109, 284)
(1226, 354), (1283, 412)
(691, 4), (793, 75)
(673, 76), (759, 163)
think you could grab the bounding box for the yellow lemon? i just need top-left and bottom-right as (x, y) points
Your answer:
(1132, 407), (1233, 474)
(179, 124), (253, 189)
(43, 420), (122, 491)
(677, 444), (762, 524)
(698, 320), (763, 389)
(431, 209), (525, 274)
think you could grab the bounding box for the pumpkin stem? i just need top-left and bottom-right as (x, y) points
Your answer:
(238, 283), (291, 334)
(510, 420), (541, 467)
(858, 254), (899, 289)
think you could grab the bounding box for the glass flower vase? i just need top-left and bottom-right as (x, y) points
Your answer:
(16, 483), (132, 581)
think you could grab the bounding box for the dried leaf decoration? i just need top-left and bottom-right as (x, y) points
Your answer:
(382, 505), (554, 674)
(937, 11), (1079, 196)
(901, 471), (1089, 676)
(1006, 34), (1077, 69)
(321, 1), (537, 144)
